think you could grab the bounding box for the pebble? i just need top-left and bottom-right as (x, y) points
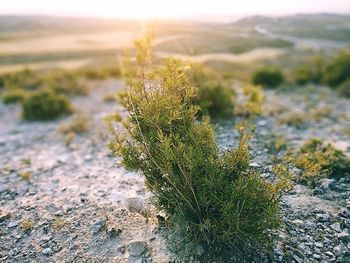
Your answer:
(83, 154), (93, 161)
(320, 178), (336, 190)
(195, 245), (204, 256)
(249, 162), (261, 168)
(0, 211), (11, 222)
(337, 231), (350, 241)
(127, 240), (147, 257)
(325, 251), (334, 257)
(333, 244), (345, 257)
(330, 222), (341, 232)
(55, 210), (64, 216)
(91, 219), (106, 234)
(8, 221), (18, 228)
(125, 197), (149, 215)
(42, 247), (53, 256)
(316, 213), (330, 222)
(314, 242), (323, 248)
(292, 219), (304, 226)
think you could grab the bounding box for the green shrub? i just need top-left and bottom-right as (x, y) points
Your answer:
(187, 63), (236, 118)
(78, 67), (121, 80)
(192, 80), (235, 118)
(324, 53), (350, 87)
(2, 89), (28, 104)
(2, 69), (88, 96)
(293, 56), (325, 85)
(338, 79), (350, 98)
(112, 36), (292, 260)
(279, 112), (305, 129)
(235, 85), (264, 117)
(59, 114), (89, 135)
(286, 139), (350, 187)
(3, 68), (42, 91)
(22, 90), (72, 121)
(293, 67), (313, 85)
(252, 67), (284, 88)
(43, 71), (88, 96)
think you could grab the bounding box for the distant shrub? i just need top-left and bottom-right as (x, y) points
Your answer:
(3, 68), (42, 90)
(293, 67), (313, 85)
(279, 112), (305, 129)
(2, 68), (89, 96)
(310, 106), (332, 121)
(58, 114), (89, 146)
(293, 56), (326, 85)
(187, 63), (236, 118)
(22, 90), (72, 121)
(252, 67), (284, 88)
(338, 79), (350, 98)
(78, 67), (121, 80)
(43, 71), (88, 96)
(235, 85), (264, 117)
(2, 89), (28, 104)
(192, 80), (235, 117)
(59, 114), (89, 135)
(103, 93), (118, 102)
(263, 133), (287, 155)
(324, 53), (350, 87)
(286, 138), (350, 187)
(112, 34), (292, 261)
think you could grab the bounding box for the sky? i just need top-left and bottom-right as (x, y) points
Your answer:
(0, 0), (350, 19)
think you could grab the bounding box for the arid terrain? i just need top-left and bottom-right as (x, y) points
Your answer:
(0, 14), (350, 262)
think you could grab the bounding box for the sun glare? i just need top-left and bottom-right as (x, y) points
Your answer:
(1, 0), (349, 19)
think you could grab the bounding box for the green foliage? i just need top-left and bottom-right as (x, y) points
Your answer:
(187, 63), (236, 118)
(18, 171), (32, 181)
(293, 67), (313, 85)
(338, 79), (350, 98)
(42, 71), (88, 96)
(59, 114), (89, 146)
(2, 89), (28, 104)
(279, 112), (305, 129)
(77, 66), (121, 80)
(292, 57), (325, 85)
(2, 68), (88, 96)
(286, 138), (350, 187)
(22, 90), (72, 121)
(2, 68), (42, 91)
(252, 67), (284, 88)
(235, 85), (265, 117)
(324, 53), (350, 87)
(112, 34), (292, 261)
(20, 218), (33, 232)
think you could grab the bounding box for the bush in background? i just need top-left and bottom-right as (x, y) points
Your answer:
(338, 79), (350, 98)
(77, 66), (121, 80)
(235, 85), (265, 117)
(2, 89), (28, 104)
(285, 138), (350, 187)
(188, 63), (236, 118)
(252, 67), (284, 88)
(22, 90), (72, 121)
(43, 71), (88, 96)
(323, 53), (350, 87)
(293, 67), (314, 85)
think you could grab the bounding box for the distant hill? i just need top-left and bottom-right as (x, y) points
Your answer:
(0, 15), (138, 33)
(231, 13), (350, 41)
(232, 13), (350, 27)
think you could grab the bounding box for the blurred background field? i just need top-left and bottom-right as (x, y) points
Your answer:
(0, 14), (349, 75)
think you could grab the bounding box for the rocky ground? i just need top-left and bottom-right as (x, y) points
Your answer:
(0, 81), (349, 262)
